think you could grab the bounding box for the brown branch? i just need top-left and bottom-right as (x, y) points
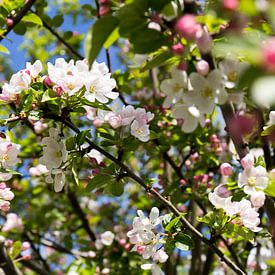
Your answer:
(31, 10), (83, 59)
(59, 116), (246, 275)
(0, 0), (37, 43)
(21, 260), (50, 275)
(0, 243), (22, 275)
(67, 191), (96, 242)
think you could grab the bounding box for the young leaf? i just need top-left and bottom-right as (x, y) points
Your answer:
(86, 15), (119, 66)
(22, 13), (43, 26)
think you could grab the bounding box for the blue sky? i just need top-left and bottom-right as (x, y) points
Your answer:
(1, 1), (122, 72)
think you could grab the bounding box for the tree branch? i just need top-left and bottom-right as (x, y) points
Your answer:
(59, 117), (246, 275)
(0, 0), (37, 43)
(67, 191), (96, 242)
(0, 243), (22, 275)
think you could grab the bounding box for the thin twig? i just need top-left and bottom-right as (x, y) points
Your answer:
(0, 0), (37, 43)
(31, 10), (83, 59)
(59, 116), (246, 275)
(0, 243), (22, 275)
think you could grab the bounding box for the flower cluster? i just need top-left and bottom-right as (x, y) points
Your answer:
(160, 59), (245, 133)
(127, 207), (168, 274)
(209, 153), (270, 233)
(0, 60), (42, 102)
(39, 128), (68, 192)
(0, 58), (117, 104)
(209, 186), (262, 232)
(0, 183), (14, 212)
(94, 105), (154, 142)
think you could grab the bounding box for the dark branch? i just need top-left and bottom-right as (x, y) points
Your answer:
(0, 0), (37, 43)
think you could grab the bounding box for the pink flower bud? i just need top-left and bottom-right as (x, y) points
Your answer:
(5, 239), (13, 247)
(223, 0), (239, 11)
(21, 241), (31, 251)
(180, 179), (187, 186)
(124, 243), (131, 251)
(191, 152), (199, 161)
(174, 14), (200, 40)
(215, 147), (223, 155)
(196, 60), (209, 75)
(177, 61), (187, 71)
(6, 18), (14, 26)
(262, 38), (275, 71)
(215, 185), (231, 198)
(92, 168), (100, 176)
(22, 255), (32, 261)
(220, 163), (233, 176)
(43, 76), (53, 87)
(136, 245), (145, 255)
(0, 201), (10, 211)
(0, 183), (7, 190)
(241, 153), (254, 169)
(119, 239), (126, 246)
(87, 250), (96, 258)
(171, 43), (185, 55)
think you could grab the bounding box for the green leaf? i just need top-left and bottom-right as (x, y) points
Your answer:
(165, 213), (186, 231)
(175, 242), (189, 251)
(0, 44), (9, 54)
(51, 14), (64, 28)
(86, 15), (119, 65)
(42, 89), (58, 102)
(28, 110), (42, 121)
(141, 51), (173, 72)
(86, 173), (113, 192)
(255, 155), (266, 168)
(265, 179), (275, 197)
(130, 28), (168, 54)
(22, 13), (43, 26)
(107, 180), (124, 196)
(262, 125), (275, 137)
(76, 129), (91, 145)
(13, 22), (27, 35)
(103, 27), (120, 49)
(66, 136), (76, 151)
(9, 241), (22, 259)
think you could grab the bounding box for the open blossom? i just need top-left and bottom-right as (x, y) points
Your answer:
(2, 213), (23, 232)
(189, 70), (228, 114)
(141, 263), (165, 275)
(101, 231), (115, 246)
(238, 165), (268, 195)
(219, 59), (247, 89)
(26, 60), (42, 79)
(0, 183), (14, 212)
(0, 138), (20, 169)
(172, 104), (205, 133)
(131, 120), (150, 142)
(160, 67), (189, 108)
(250, 191), (266, 208)
(39, 128), (68, 192)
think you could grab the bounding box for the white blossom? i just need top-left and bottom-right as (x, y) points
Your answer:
(160, 67), (189, 108)
(238, 166), (268, 195)
(101, 231), (115, 246)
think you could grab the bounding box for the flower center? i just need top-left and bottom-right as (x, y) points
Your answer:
(90, 85), (96, 93)
(228, 71), (237, 82)
(202, 86), (212, 98)
(67, 83), (75, 90)
(173, 83), (182, 93)
(247, 176), (257, 187)
(135, 128), (143, 135)
(55, 151), (62, 158)
(1, 154), (8, 162)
